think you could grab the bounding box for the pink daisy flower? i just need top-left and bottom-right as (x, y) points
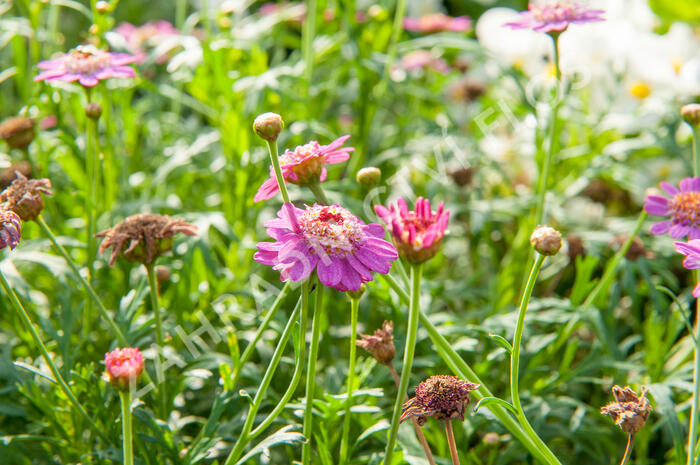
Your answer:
(374, 197), (450, 264)
(673, 240), (700, 297)
(504, 1), (604, 34)
(254, 135), (354, 202)
(644, 178), (700, 239)
(113, 21), (180, 64)
(104, 347), (145, 391)
(34, 45), (138, 87)
(403, 13), (471, 33)
(254, 203), (398, 291)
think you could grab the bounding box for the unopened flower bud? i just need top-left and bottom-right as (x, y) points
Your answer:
(356, 167), (381, 189)
(85, 102), (102, 120)
(104, 347), (144, 391)
(530, 225), (562, 256)
(89, 24), (99, 35)
(253, 113), (284, 142)
(347, 284), (365, 300)
(356, 320), (395, 365)
(95, 1), (110, 13)
(0, 116), (35, 150)
(155, 265), (170, 282)
(681, 104), (700, 128)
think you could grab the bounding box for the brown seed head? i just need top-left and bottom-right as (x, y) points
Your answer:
(0, 172), (53, 221)
(530, 225), (562, 256)
(0, 117), (35, 149)
(96, 213), (197, 266)
(400, 375), (480, 425)
(356, 320), (395, 365)
(0, 162), (33, 190)
(600, 385), (652, 434)
(681, 103), (700, 127)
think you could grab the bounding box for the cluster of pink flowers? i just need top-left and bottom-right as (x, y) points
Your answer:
(35, 45), (138, 87)
(403, 13), (471, 33)
(504, 1), (604, 33)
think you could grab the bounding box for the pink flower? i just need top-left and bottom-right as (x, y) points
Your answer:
(403, 13), (471, 33)
(504, 1), (604, 34)
(254, 135), (354, 202)
(34, 45), (138, 87)
(254, 203), (398, 291)
(398, 50), (450, 74)
(104, 347), (145, 391)
(374, 197), (450, 264)
(674, 240), (700, 297)
(114, 21), (179, 63)
(644, 178), (700, 239)
(0, 209), (21, 251)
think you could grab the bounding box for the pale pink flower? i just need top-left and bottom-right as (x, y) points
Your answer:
(504, 1), (604, 34)
(34, 45), (137, 87)
(403, 13), (471, 33)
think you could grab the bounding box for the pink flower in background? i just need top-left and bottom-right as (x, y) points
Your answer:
(398, 50), (450, 74)
(644, 178), (700, 239)
(114, 21), (179, 63)
(404, 13), (471, 33)
(254, 135), (354, 202)
(673, 240), (700, 297)
(104, 347), (145, 391)
(34, 45), (137, 87)
(375, 197), (450, 264)
(254, 203), (398, 291)
(504, 1), (604, 33)
(0, 209), (21, 250)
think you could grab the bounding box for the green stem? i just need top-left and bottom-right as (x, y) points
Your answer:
(0, 269), (109, 444)
(445, 420), (461, 465)
(84, 110), (97, 340)
(302, 281), (323, 465)
(339, 296), (359, 465)
(302, 0), (317, 95)
(308, 181), (330, 205)
(230, 282), (291, 391)
(120, 390), (134, 465)
(534, 34), (561, 227)
(383, 264), (422, 464)
(225, 297), (302, 465)
(250, 280), (310, 439)
(381, 273), (557, 465)
(689, 127), (700, 465)
(265, 139), (291, 204)
(692, 128), (700, 178)
(621, 434), (634, 465)
(176, 0), (187, 30)
(146, 263), (167, 418)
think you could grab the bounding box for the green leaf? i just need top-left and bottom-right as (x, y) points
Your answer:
(488, 333), (513, 353)
(13, 362), (56, 384)
(234, 425), (304, 465)
(649, 0), (700, 23)
(474, 397), (518, 416)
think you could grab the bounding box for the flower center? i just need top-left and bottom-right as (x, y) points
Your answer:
(299, 205), (365, 257)
(281, 142), (321, 165)
(397, 213), (438, 248)
(670, 192), (700, 227)
(66, 46), (111, 74)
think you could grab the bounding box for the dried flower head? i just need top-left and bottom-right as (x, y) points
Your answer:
(504, 1), (605, 34)
(34, 44), (137, 87)
(0, 209), (21, 251)
(356, 320), (395, 365)
(0, 162), (32, 190)
(530, 225), (562, 256)
(400, 375), (480, 425)
(0, 172), (53, 221)
(96, 213), (197, 266)
(600, 385), (652, 434)
(104, 347), (144, 391)
(0, 117), (35, 150)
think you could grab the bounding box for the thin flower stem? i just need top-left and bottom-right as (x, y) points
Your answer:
(534, 33), (561, 227)
(511, 254), (551, 462)
(308, 181), (330, 205)
(120, 390), (134, 465)
(692, 128), (700, 178)
(230, 282), (291, 391)
(225, 297), (302, 465)
(0, 269), (109, 444)
(250, 280), (310, 439)
(145, 263), (167, 418)
(265, 139), (291, 204)
(302, 281), (324, 465)
(383, 263), (422, 465)
(689, 128), (700, 465)
(381, 273), (559, 465)
(620, 434), (634, 465)
(445, 420), (461, 465)
(84, 109), (98, 340)
(388, 362), (437, 465)
(302, 0), (317, 95)
(339, 296), (360, 465)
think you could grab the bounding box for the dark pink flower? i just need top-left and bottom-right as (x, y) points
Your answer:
(403, 13), (471, 33)
(104, 347), (144, 391)
(375, 197), (450, 264)
(34, 45), (137, 87)
(254, 135), (354, 202)
(0, 209), (21, 250)
(254, 203), (398, 291)
(504, 1), (604, 34)
(644, 178), (700, 239)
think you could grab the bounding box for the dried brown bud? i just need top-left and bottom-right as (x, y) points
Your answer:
(356, 167), (381, 189)
(400, 375), (480, 425)
(681, 103), (700, 127)
(96, 213), (197, 266)
(449, 166), (474, 187)
(530, 225), (562, 256)
(601, 385), (652, 434)
(85, 102), (103, 120)
(0, 162), (33, 190)
(356, 320), (395, 365)
(253, 113), (284, 142)
(155, 265), (171, 282)
(0, 117), (35, 149)
(0, 172), (53, 221)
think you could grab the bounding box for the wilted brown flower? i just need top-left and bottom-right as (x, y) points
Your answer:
(356, 320), (395, 365)
(0, 116), (35, 149)
(0, 172), (53, 221)
(0, 162), (32, 190)
(400, 375), (480, 426)
(610, 235), (655, 261)
(600, 385), (652, 434)
(96, 213), (197, 266)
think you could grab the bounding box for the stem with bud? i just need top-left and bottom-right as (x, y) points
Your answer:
(120, 390), (134, 465)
